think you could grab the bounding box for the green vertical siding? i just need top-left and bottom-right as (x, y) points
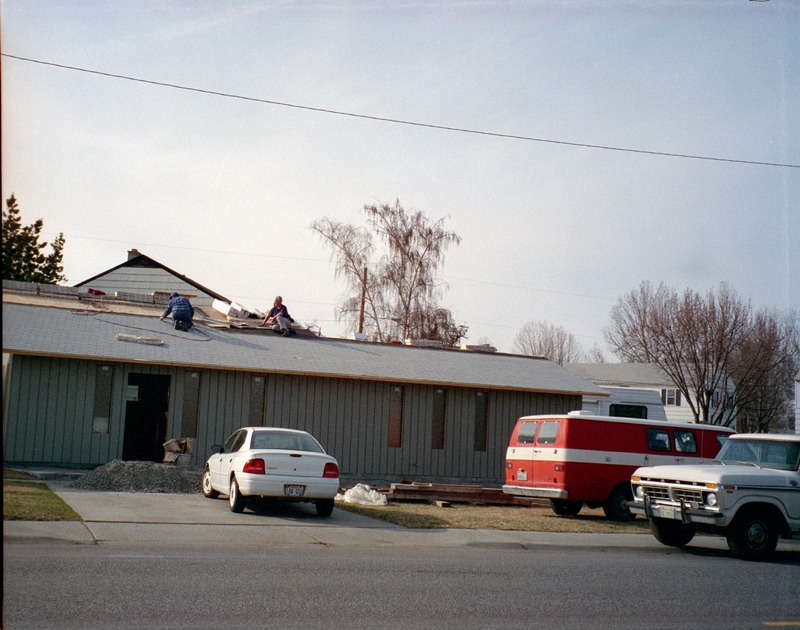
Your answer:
(4, 354), (581, 484)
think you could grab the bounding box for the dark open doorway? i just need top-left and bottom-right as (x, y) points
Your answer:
(122, 373), (171, 462)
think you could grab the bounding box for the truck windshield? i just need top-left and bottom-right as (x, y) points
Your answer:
(715, 439), (800, 471)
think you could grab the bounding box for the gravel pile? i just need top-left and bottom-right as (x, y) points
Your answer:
(70, 460), (202, 494)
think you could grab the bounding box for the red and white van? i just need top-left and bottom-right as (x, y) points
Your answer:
(502, 411), (735, 520)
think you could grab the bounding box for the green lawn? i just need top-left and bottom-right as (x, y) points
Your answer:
(3, 469), (82, 521)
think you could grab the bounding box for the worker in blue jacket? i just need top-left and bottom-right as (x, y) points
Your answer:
(160, 292), (194, 331)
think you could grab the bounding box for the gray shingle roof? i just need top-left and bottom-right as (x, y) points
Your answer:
(3, 302), (604, 396)
(565, 362), (671, 387)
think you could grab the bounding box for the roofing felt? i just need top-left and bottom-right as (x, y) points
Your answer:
(3, 301), (605, 396)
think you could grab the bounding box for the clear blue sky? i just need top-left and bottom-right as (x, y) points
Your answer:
(2, 0), (798, 353)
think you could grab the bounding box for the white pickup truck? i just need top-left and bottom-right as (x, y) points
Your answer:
(628, 433), (800, 561)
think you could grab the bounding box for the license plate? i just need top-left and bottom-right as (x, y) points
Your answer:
(651, 505), (678, 520)
(284, 484), (305, 497)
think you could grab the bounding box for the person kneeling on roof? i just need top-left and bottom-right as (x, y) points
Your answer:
(259, 295), (294, 336)
(160, 292), (194, 331)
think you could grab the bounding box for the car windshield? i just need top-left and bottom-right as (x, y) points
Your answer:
(715, 438), (800, 471)
(250, 431), (324, 453)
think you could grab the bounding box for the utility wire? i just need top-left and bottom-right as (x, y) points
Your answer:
(4, 53), (798, 169)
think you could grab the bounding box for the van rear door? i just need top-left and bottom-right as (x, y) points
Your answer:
(507, 420), (538, 485)
(532, 419), (561, 488)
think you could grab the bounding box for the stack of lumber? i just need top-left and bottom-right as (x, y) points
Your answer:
(386, 482), (543, 507)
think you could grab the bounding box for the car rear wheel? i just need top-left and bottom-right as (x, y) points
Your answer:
(315, 498), (335, 517)
(726, 512), (779, 561)
(649, 517), (695, 547)
(229, 476), (247, 513)
(603, 486), (635, 522)
(550, 499), (583, 516)
(202, 469), (219, 499)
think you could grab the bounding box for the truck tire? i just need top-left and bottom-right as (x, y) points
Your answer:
(726, 510), (779, 561)
(550, 499), (583, 516)
(603, 486), (636, 522)
(649, 517), (695, 547)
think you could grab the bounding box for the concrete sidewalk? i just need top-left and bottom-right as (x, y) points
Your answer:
(1, 481), (725, 552)
(6, 482), (799, 556)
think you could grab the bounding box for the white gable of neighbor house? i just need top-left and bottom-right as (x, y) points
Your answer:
(78, 267), (216, 307)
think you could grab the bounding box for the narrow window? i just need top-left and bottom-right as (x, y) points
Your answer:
(181, 371), (200, 437)
(431, 388), (446, 450)
(388, 385), (404, 448)
(249, 375), (266, 426)
(473, 391), (488, 452)
(92, 364), (113, 434)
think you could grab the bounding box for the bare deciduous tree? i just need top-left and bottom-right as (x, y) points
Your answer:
(604, 281), (798, 430)
(733, 311), (799, 433)
(311, 200), (467, 346)
(585, 343), (607, 363)
(513, 320), (584, 365)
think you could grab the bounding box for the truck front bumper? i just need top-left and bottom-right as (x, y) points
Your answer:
(628, 498), (725, 525)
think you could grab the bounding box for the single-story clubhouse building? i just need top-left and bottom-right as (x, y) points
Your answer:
(2, 281), (605, 487)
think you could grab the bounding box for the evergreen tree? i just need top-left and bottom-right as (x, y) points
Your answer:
(2, 194), (67, 284)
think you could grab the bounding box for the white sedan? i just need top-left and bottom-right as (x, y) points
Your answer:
(202, 427), (340, 516)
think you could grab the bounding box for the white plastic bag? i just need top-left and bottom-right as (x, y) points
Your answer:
(335, 483), (388, 506)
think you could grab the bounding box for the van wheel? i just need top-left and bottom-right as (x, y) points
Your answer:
(726, 511), (779, 561)
(650, 518), (695, 547)
(603, 486), (635, 521)
(550, 499), (583, 516)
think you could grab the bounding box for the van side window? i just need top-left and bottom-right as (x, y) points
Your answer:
(674, 430), (697, 454)
(646, 428), (671, 452)
(517, 422), (537, 445)
(536, 421), (559, 445)
(716, 434), (730, 449)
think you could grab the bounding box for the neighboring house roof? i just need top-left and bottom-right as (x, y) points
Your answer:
(565, 362), (673, 388)
(74, 250), (230, 304)
(2, 301), (605, 396)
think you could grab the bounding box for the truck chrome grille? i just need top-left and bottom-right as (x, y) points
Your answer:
(672, 488), (703, 503)
(642, 486), (670, 501)
(642, 485), (703, 504)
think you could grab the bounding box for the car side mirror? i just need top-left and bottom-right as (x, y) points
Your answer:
(211, 444), (223, 453)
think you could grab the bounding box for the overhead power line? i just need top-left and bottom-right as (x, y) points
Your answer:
(4, 53), (798, 169)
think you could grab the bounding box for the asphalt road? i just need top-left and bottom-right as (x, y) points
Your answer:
(3, 487), (800, 629)
(5, 539), (800, 630)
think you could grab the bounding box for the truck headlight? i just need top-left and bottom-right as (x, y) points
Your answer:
(705, 492), (717, 507)
(634, 485), (643, 499)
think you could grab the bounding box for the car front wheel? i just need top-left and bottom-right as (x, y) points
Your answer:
(726, 512), (779, 561)
(649, 517), (695, 547)
(315, 498), (335, 517)
(229, 476), (247, 513)
(202, 469), (219, 499)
